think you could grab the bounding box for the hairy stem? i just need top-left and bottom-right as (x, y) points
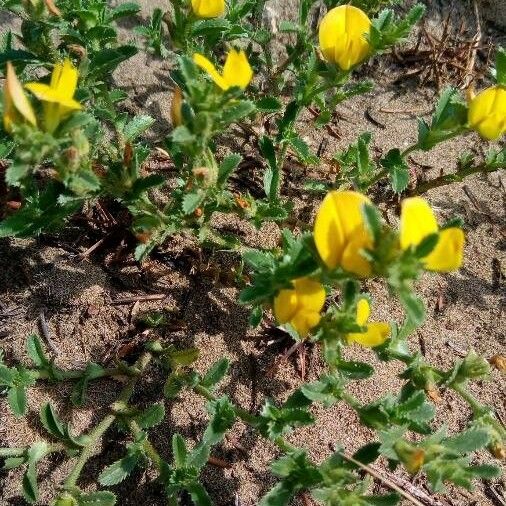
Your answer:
(409, 162), (502, 196)
(63, 352), (152, 489)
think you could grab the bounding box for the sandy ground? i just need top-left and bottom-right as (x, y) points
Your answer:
(0, 0), (505, 505)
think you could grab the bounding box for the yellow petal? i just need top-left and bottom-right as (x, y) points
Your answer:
(348, 322), (390, 347)
(424, 227), (464, 272)
(356, 298), (370, 326)
(222, 49), (253, 90)
(4, 62), (37, 130)
(25, 83), (81, 110)
(53, 59), (79, 100)
(293, 277), (326, 313)
(468, 86), (506, 141)
(314, 190), (371, 270)
(291, 310), (321, 338)
(341, 227), (373, 277)
(318, 5), (371, 70)
(191, 0), (225, 18)
(274, 288), (298, 324)
(400, 197), (438, 250)
(193, 53), (228, 90)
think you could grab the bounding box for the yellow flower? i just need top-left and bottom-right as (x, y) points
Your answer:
(273, 277), (325, 337)
(347, 299), (390, 347)
(191, 0), (225, 18)
(468, 85), (506, 141)
(25, 59), (81, 134)
(3, 62), (37, 133)
(193, 49), (253, 91)
(400, 197), (464, 272)
(171, 87), (183, 127)
(314, 190), (373, 277)
(318, 5), (372, 71)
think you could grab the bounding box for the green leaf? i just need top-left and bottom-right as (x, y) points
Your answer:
(78, 491), (117, 506)
(71, 363), (105, 406)
(0, 183), (81, 238)
(164, 371), (199, 399)
(202, 396), (236, 446)
(182, 191), (204, 215)
(169, 347), (200, 366)
(259, 136), (278, 201)
(99, 452), (141, 486)
(137, 403), (165, 429)
(171, 125), (195, 144)
(286, 134), (318, 165)
(172, 433), (188, 468)
(337, 360), (374, 379)
(217, 153), (242, 186)
(109, 2), (140, 21)
(249, 306), (263, 327)
(380, 149), (409, 193)
(362, 493), (400, 505)
(495, 47), (506, 86)
(362, 203), (382, 243)
(444, 429), (490, 455)
(123, 115), (155, 141)
(256, 97), (283, 112)
(468, 464), (501, 479)
(3, 456), (26, 470)
(187, 482), (213, 506)
(399, 291), (425, 327)
(191, 18), (230, 36)
(40, 403), (65, 440)
(22, 442), (48, 504)
(26, 335), (49, 368)
(414, 233), (438, 258)
(0, 364), (14, 385)
(88, 46), (138, 79)
(353, 443), (381, 466)
(201, 358), (229, 389)
(220, 100), (255, 125)
(300, 374), (344, 406)
(242, 249), (274, 271)
(8, 385), (27, 417)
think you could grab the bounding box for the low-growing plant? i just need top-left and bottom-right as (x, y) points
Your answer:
(0, 0), (505, 504)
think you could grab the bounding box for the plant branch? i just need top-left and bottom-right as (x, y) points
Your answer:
(63, 352), (152, 489)
(409, 162), (502, 196)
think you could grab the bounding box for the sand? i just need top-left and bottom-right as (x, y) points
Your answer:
(0, 1), (505, 505)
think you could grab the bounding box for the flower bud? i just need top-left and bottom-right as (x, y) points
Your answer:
(191, 0), (225, 18)
(490, 442), (506, 460)
(170, 87), (183, 127)
(192, 167), (209, 180)
(44, 0), (61, 16)
(194, 207), (203, 218)
(53, 493), (77, 506)
(489, 354), (506, 373)
(394, 440), (425, 474)
(3, 62), (37, 133)
(455, 350), (491, 382)
(468, 85), (506, 141)
(318, 5), (372, 71)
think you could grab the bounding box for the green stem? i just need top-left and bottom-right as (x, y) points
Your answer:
(409, 162), (502, 196)
(63, 352), (152, 489)
(128, 420), (163, 468)
(34, 366), (124, 382)
(450, 381), (486, 416)
(341, 391), (362, 411)
(363, 142), (419, 190)
(194, 384), (259, 425)
(400, 144), (418, 158)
